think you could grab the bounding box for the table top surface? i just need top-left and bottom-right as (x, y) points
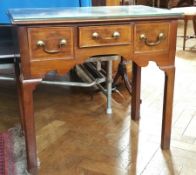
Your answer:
(171, 6), (196, 15)
(8, 5), (182, 24)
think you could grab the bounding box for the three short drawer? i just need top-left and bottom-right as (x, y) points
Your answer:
(79, 25), (132, 48)
(28, 27), (74, 61)
(27, 22), (170, 60)
(134, 22), (170, 53)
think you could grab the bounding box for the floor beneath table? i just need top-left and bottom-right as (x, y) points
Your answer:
(0, 21), (195, 175)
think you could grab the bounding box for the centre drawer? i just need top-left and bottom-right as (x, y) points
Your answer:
(28, 27), (74, 61)
(79, 25), (132, 48)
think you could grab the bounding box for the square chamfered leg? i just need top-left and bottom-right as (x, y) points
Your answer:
(160, 66), (175, 149)
(131, 62), (141, 121)
(19, 78), (42, 173)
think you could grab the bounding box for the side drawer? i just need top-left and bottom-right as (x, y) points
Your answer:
(28, 27), (74, 60)
(134, 22), (170, 53)
(79, 25), (132, 48)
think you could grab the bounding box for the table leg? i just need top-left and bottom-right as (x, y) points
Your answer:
(20, 78), (42, 172)
(193, 18), (196, 36)
(183, 18), (188, 50)
(14, 61), (25, 131)
(113, 58), (132, 95)
(107, 59), (113, 114)
(131, 62), (141, 121)
(160, 66), (175, 149)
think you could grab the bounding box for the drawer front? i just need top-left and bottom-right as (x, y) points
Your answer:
(28, 27), (74, 60)
(134, 22), (170, 53)
(79, 25), (132, 48)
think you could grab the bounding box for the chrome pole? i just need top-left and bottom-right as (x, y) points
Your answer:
(41, 78), (105, 87)
(106, 59), (113, 114)
(0, 76), (14, 81)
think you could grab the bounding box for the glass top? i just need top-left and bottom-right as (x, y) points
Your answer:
(9, 5), (182, 23)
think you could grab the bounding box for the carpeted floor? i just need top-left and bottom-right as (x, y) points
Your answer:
(0, 130), (14, 175)
(0, 125), (29, 175)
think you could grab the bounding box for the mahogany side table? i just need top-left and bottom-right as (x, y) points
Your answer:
(9, 6), (182, 174)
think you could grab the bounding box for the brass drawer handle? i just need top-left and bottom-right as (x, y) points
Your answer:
(112, 31), (121, 39)
(92, 31), (120, 40)
(140, 33), (165, 46)
(36, 39), (67, 54)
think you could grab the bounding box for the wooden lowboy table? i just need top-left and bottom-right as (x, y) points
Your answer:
(8, 5), (182, 174)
